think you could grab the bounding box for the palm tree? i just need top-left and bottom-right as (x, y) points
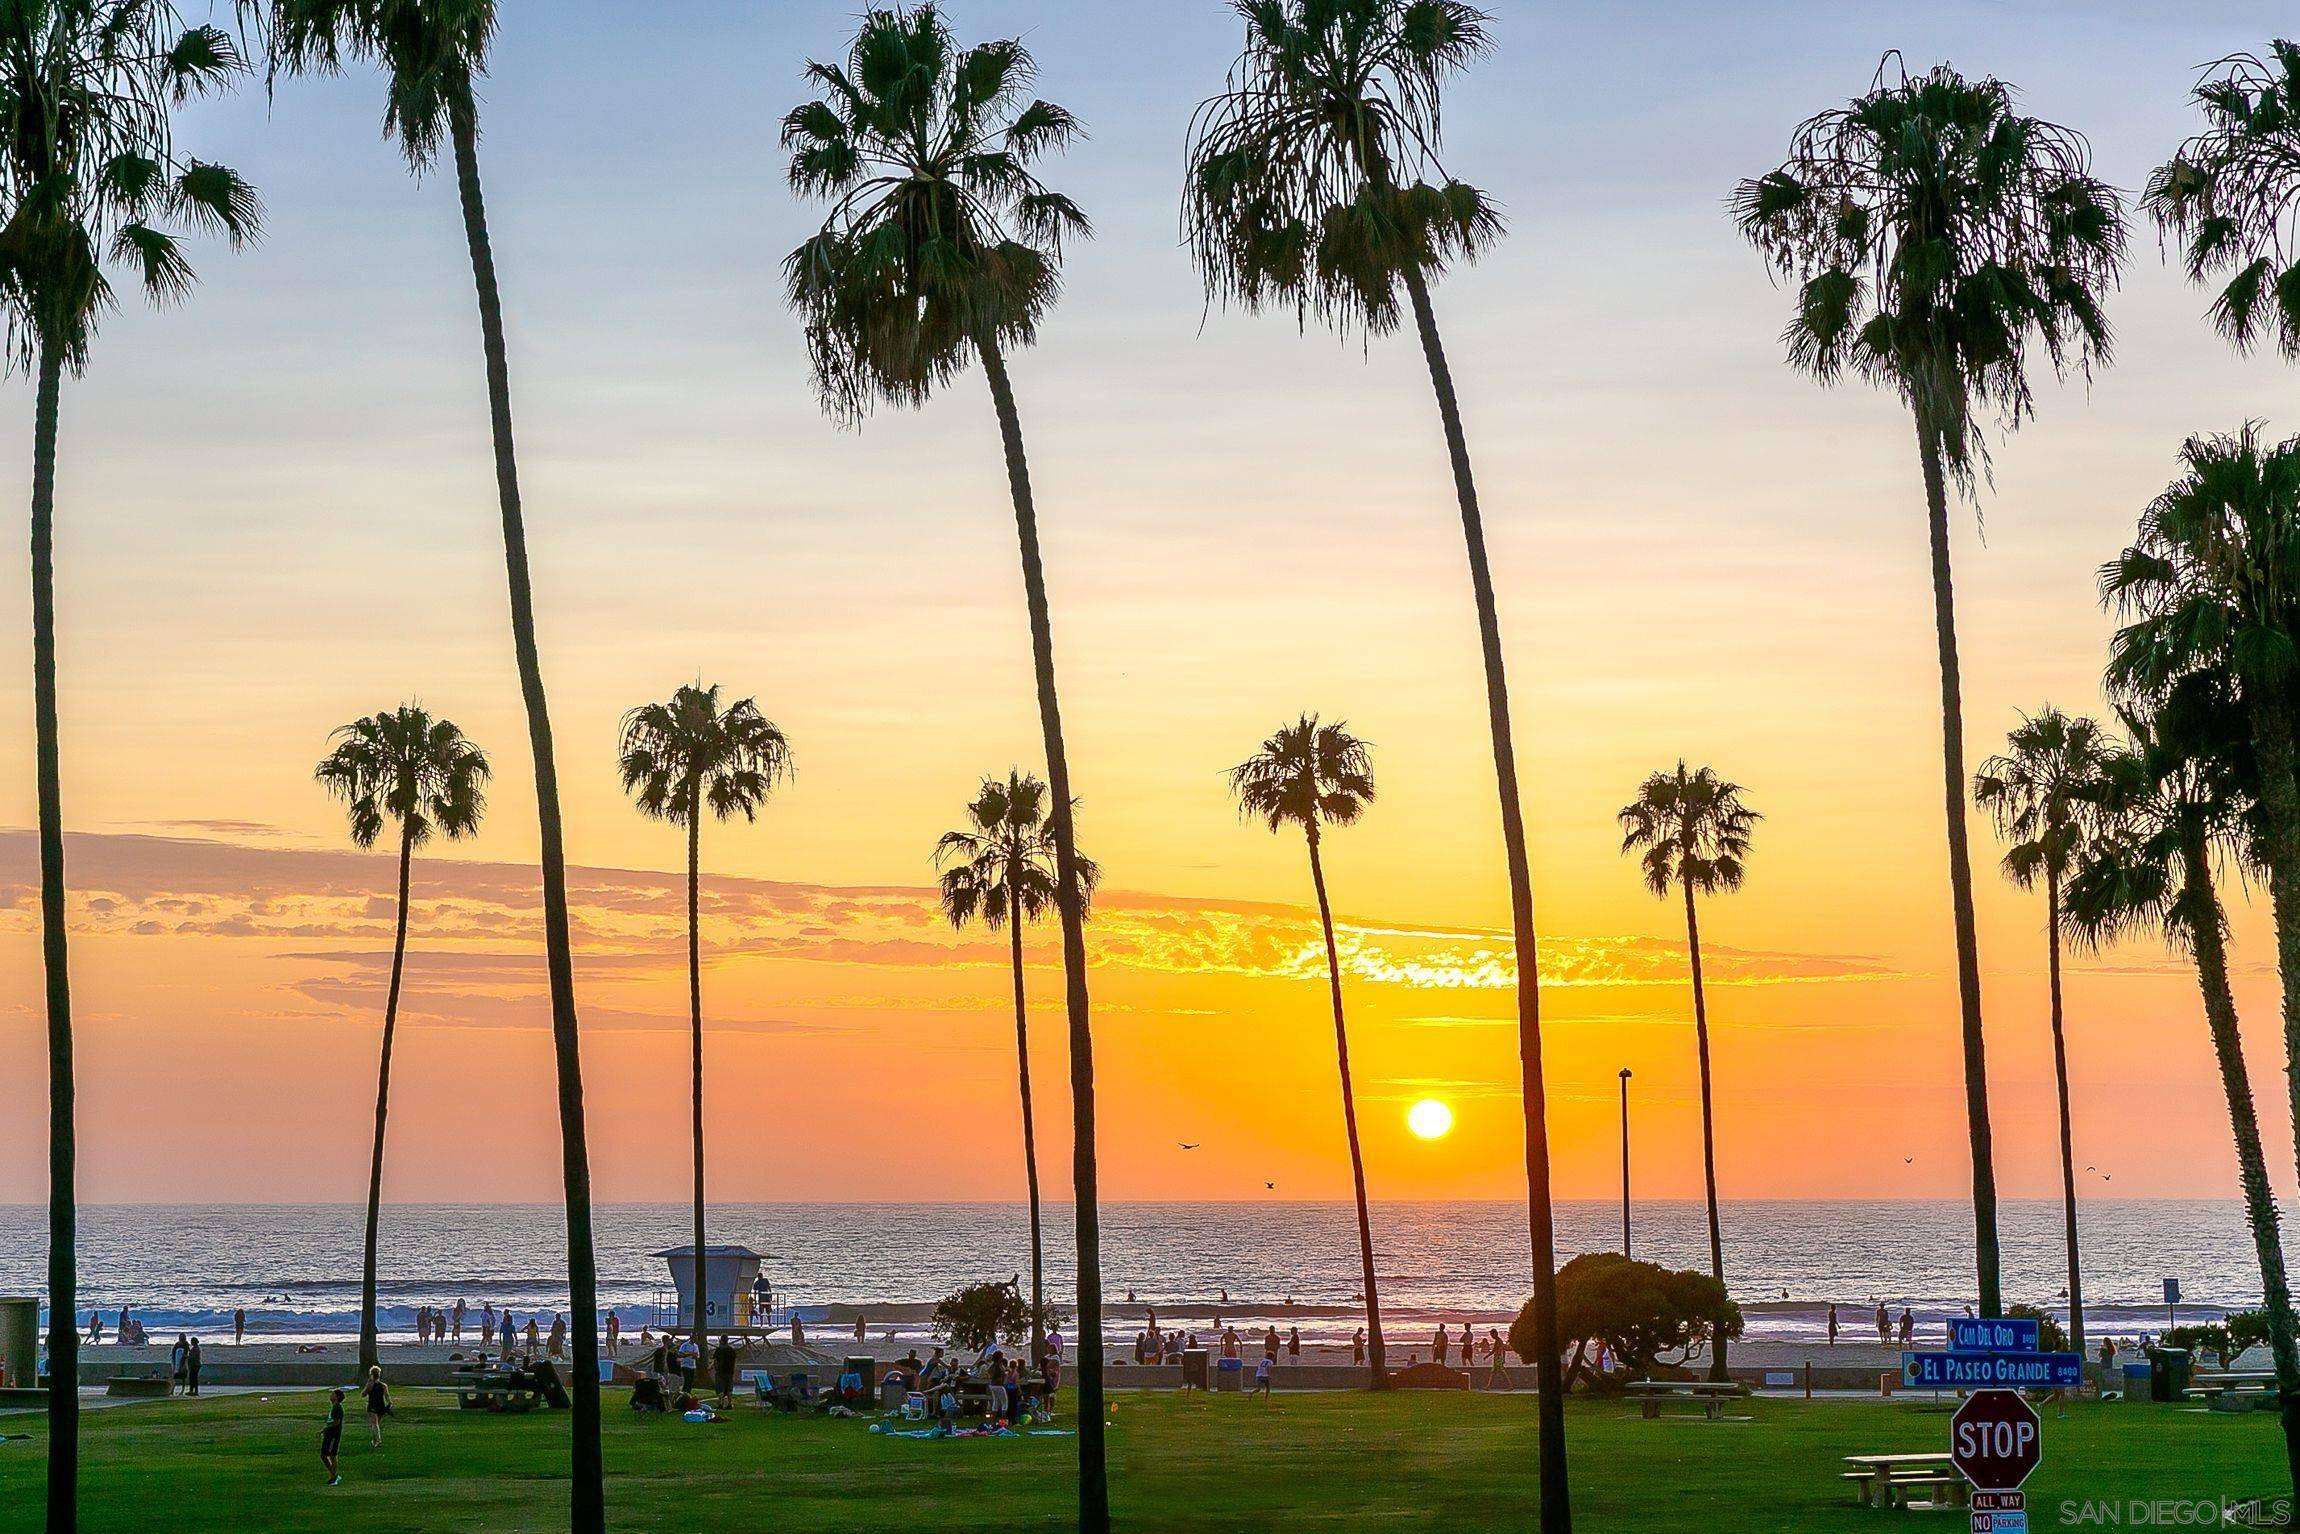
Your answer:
(934, 770), (1100, 1377)
(0, 7), (257, 1525)
(2146, 42), (2300, 362)
(315, 705), (488, 1375)
(1181, 10), (1567, 1516)
(1617, 762), (1757, 1383)
(779, 12), (1108, 1524)
(2101, 428), (2300, 1195)
(1732, 57), (2126, 1318)
(1972, 709), (2110, 1362)
(254, 6), (605, 1522)
(617, 683), (789, 1363)
(1227, 715), (1388, 1388)
(2063, 694), (2300, 1489)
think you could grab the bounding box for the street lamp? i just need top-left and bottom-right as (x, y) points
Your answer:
(1618, 1067), (1633, 1256)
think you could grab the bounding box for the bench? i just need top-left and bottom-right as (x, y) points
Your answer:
(103, 1377), (171, 1399)
(1623, 1379), (1749, 1421)
(1842, 1452), (1971, 1510)
(452, 1372), (539, 1413)
(2187, 1371), (2280, 1413)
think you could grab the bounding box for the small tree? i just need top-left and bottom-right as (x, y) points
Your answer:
(1516, 1252), (1743, 1386)
(2004, 1303), (2069, 1355)
(933, 1279), (1033, 1354)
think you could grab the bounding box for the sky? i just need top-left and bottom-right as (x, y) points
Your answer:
(5, 0), (2300, 1205)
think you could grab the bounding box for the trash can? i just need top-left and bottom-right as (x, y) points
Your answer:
(1181, 1349), (1209, 1391)
(1215, 1356), (1243, 1392)
(2121, 1362), (2152, 1402)
(841, 1355), (877, 1404)
(2151, 1348), (2191, 1404)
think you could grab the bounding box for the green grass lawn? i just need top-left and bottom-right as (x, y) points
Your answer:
(0, 1389), (2280, 1531)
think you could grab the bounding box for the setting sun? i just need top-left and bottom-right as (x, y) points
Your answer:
(1406, 1099), (1454, 1141)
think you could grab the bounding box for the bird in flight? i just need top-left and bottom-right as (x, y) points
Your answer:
(1178, 1143), (1200, 1151)
(1264, 1181), (1276, 1191)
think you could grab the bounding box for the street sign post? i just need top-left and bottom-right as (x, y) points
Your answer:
(1902, 1350), (2082, 1389)
(1953, 1389), (2042, 1534)
(1972, 1490), (2029, 1533)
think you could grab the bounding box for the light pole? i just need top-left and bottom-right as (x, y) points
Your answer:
(1618, 1067), (1633, 1256)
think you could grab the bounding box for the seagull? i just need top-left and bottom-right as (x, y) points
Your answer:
(1178, 1143), (1200, 1151)
(1903, 1156), (1914, 1164)
(1265, 1181), (1276, 1191)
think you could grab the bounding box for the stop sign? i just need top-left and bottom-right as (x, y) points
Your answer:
(1950, 1389), (2043, 1491)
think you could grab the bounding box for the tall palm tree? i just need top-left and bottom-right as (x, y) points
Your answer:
(779, 12), (1109, 1524)
(1972, 708), (2111, 1361)
(2063, 694), (2300, 1489)
(1181, 10), (1568, 1517)
(1226, 715), (1388, 1388)
(617, 683), (789, 1363)
(934, 770), (1100, 1377)
(2101, 428), (2300, 1196)
(1732, 58), (2126, 1318)
(1616, 761), (1757, 1383)
(254, 6), (605, 1523)
(0, 8), (256, 1525)
(315, 705), (488, 1375)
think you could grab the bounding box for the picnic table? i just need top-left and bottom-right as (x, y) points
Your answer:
(453, 1369), (539, 1414)
(1622, 1379), (1749, 1420)
(1841, 1452), (1970, 1510)
(2186, 1370), (2280, 1412)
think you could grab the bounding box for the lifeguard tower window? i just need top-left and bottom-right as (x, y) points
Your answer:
(653, 1245), (769, 1332)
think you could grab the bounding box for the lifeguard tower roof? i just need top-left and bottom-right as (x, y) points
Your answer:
(652, 1245), (764, 1260)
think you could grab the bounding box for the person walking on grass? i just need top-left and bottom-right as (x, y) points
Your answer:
(362, 1366), (390, 1448)
(320, 1388), (345, 1487)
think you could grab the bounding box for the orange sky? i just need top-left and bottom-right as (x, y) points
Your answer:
(6, 1), (2300, 1204)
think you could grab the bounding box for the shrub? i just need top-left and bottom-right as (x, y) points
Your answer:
(1512, 1252), (1743, 1384)
(931, 1279), (1032, 1353)
(2005, 1304), (2068, 1355)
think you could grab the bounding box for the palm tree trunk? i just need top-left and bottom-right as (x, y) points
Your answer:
(449, 96), (604, 1534)
(1401, 263), (1567, 1530)
(1682, 877), (1728, 1383)
(977, 329), (1106, 1534)
(2043, 864), (2084, 1360)
(1009, 876), (1048, 1378)
(358, 827), (416, 1375)
(2183, 837), (2300, 1493)
(2237, 683), (2300, 1203)
(1913, 409), (2001, 1319)
(688, 792), (707, 1362)
(1306, 831), (1387, 1389)
(29, 338), (75, 1534)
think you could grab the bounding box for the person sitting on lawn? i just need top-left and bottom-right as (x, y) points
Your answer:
(630, 1372), (668, 1414)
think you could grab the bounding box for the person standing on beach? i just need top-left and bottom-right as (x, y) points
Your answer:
(790, 1313), (805, 1348)
(87, 1310), (102, 1345)
(1875, 1303), (1890, 1343)
(234, 1308), (246, 1347)
(1222, 1326), (1239, 1361)
(170, 1332), (189, 1394)
(1898, 1308), (1914, 1347)
(1352, 1329), (1366, 1367)
(1488, 1329), (1509, 1389)
(854, 1314), (866, 1343)
(185, 1337), (202, 1396)
(362, 1365), (390, 1448)
(1263, 1325), (1280, 1366)
(452, 1299), (465, 1343)
(1433, 1325), (1450, 1366)
(1287, 1326), (1300, 1363)
(549, 1313), (565, 1359)
(1827, 1303), (1838, 1346)
(320, 1388), (345, 1486)
(524, 1315), (539, 1353)
(606, 1312), (621, 1354)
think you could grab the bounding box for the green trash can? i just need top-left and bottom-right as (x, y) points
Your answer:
(2151, 1348), (2191, 1403)
(2120, 1361), (2151, 1402)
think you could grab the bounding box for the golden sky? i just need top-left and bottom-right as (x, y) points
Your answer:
(5, 0), (2300, 1202)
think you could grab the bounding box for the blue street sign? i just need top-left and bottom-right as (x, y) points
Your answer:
(1948, 1317), (2040, 1353)
(2164, 1278), (2181, 1305)
(1903, 1351), (2083, 1389)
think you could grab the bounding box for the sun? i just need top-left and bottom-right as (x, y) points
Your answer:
(1406, 1098), (1454, 1140)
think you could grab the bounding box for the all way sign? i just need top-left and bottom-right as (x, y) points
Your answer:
(1903, 1350), (2082, 1389)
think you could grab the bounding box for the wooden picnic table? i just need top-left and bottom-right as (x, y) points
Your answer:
(2187, 1370), (2280, 1412)
(1622, 1379), (1749, 1421)
(452, 1369), (539, 1414)
(1841, 1452), (1970, 1510)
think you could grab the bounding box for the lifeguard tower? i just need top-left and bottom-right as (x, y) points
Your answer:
(653, 1245), (769, 1333)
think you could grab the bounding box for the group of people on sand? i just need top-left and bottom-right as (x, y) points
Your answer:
(1819, 1302), (1922, 1347)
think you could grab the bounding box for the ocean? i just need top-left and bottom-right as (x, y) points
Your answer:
(0, 1199), (2256, 1347)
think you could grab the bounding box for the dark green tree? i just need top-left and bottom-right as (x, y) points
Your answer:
(1733, 56), (2125, 1318)
(1972, 707), (2111, 1361)
(253, 4), (606, 1522)
(1182, 7), (1569, 1517)
(780, 11), (1108, 1523)
(618, 683), (790, 1363)
(0, 7), (256, 1525)
(315, 705), (487, 1375)
(1227, 714), (1388, 1388)
(936, 770), (1099, 1377)
(1617, 761), (1757, 1382)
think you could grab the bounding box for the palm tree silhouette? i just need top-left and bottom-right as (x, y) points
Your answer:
(935, 770), (1100, 1376)
(1733, 56), (2126, 1318)
(2103, 428), (2300, 1200)
(2064, 691), (2300, 1490)
(1617, 762), (1757, 1383)
(618, 684), (790, 1363)
(2147, 42), (2300, 360)
(779, 12), (1109, 1523)
(0, 8), (257, 1524)
(1227, 715), (1390, 1389)
(1974, 708), (2112, 1362)
(1182, 9), (1568, 1517)
(254, 5), (607, 1520)
(316, 706), (488, 1376)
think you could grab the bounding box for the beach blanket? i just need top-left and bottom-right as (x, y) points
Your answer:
(867, 1423), (1021, 1440)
